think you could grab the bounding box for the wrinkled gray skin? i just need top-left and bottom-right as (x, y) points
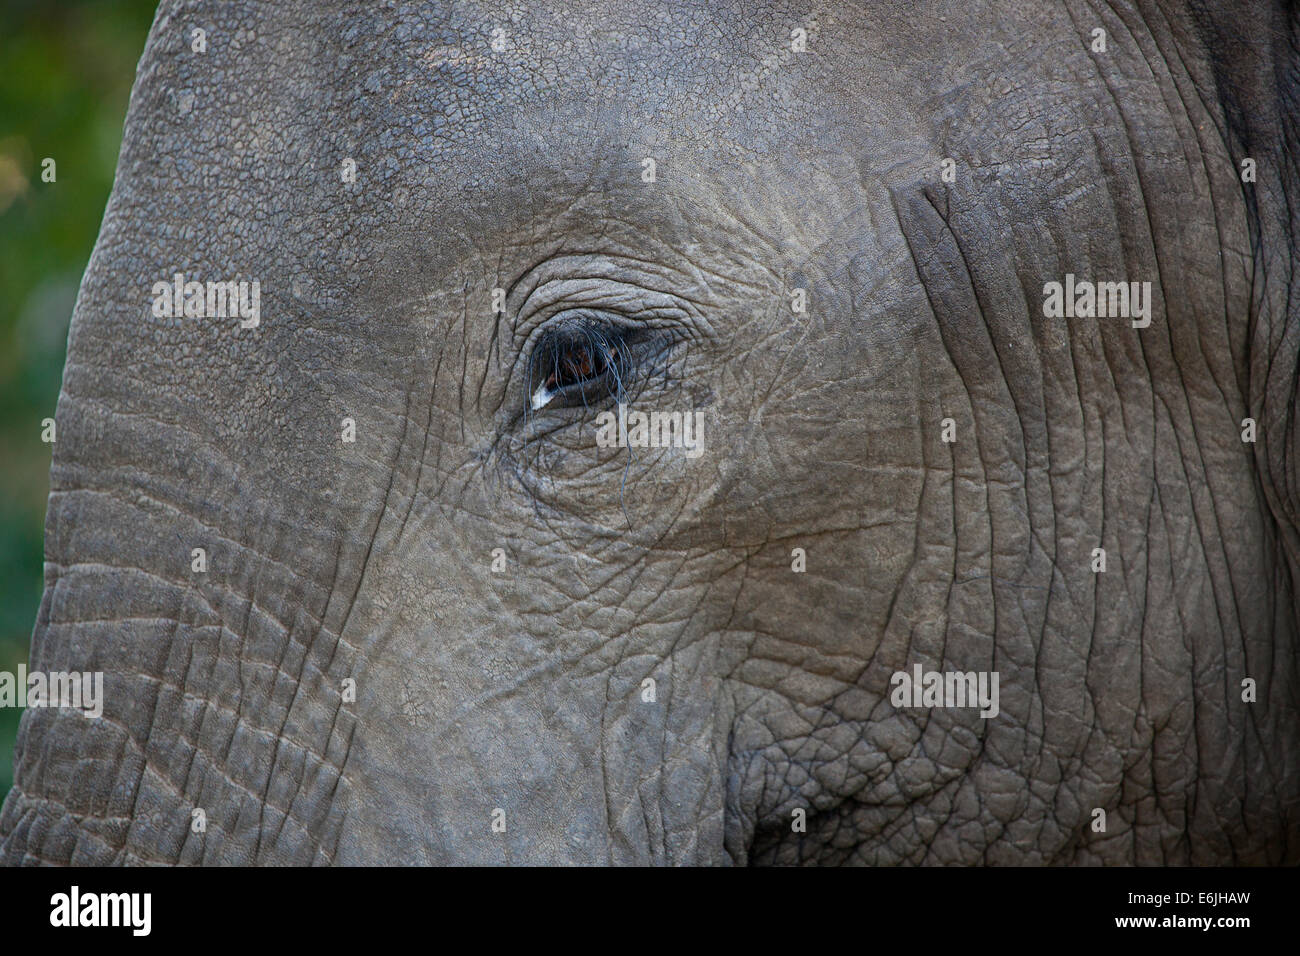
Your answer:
(2, 0), (1299, 865)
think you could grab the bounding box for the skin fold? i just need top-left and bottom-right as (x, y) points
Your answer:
(1, 0), (1297, 865)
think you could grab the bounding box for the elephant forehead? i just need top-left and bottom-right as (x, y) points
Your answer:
(345, 0), (825, 150)
(309, 0), (996, 201)
(320, 0), (1098, 161)
(244, 0), (1147, 266)
(298, 3), (942, 299)
(129, 0), (1148, 286)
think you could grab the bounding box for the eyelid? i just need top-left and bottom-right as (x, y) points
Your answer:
(510, 282), (704, 352)
(505, 257), (706, 339)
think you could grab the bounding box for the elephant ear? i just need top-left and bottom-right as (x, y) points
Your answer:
(1189, 0), (1300, 566)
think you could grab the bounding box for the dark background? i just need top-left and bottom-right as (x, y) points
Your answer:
(0, 0), (158, 805)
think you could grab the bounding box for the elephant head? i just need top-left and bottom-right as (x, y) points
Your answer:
(3, 0), (1299, 864)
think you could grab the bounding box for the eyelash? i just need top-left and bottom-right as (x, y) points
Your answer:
(525, 317), (642, 413)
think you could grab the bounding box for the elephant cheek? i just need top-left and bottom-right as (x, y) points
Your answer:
(334, 619), (728, 864)
(331, 498), (734, 867)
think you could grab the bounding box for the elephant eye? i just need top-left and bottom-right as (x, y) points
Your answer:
(528, 320), (631, 411)
(549, 343), (613, 389)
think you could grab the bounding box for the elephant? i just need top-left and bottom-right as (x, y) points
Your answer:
(2, 0), (1298, 866)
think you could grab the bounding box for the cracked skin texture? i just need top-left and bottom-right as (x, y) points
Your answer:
(2, 0), (1299, 865)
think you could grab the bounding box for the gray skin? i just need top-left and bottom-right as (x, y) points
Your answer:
(2, 0), (1299, 865)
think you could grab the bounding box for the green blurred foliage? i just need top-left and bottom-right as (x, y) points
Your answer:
(0, 0), (159, 804)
